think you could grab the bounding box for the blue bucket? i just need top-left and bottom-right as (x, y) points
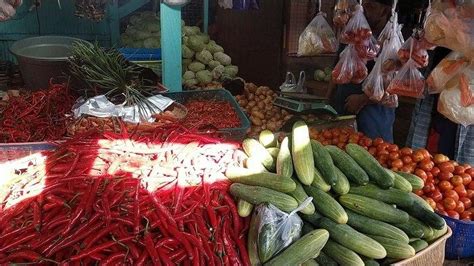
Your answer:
(442, 214), (474, 259)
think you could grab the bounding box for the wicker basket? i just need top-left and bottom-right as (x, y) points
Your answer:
(393, 227), (452, 266)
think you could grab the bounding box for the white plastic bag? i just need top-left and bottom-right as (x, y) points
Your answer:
(438, 85), (474, 127)
(297, 12), (338, 56)
(427, 51), (469, 94)
(253, 198), (312, 263)
(381, 35), (403, 74)
(333, 0), (357, 29)
(378, 13), (404, 48)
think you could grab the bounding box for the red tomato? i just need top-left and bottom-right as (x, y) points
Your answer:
(437, 210), (448, 216)
(436, 202), (445, 211)
(446, 210), (460, 219)
(423, 183), (435, 194)
(400, 147), (413, 156)
(452, 161), (459, 167)
(339, 135), (349, 143)
(322, 140), (331, 145)
(402, 155), (413, 165)
(467, 189), (474, 199)
(439, 162), (455, 173)
(415, 169), (428, 181)
(439, 180), (453, 192)
(377, 142), (390, 151)
(444, 190), (459, 201)
(431, 166), (441, 177)
(451, 175), (464, 187)
(388, 144), (399, 152)
(444, 197), (457, 210)
(460, 197), (472, 209)
(466, 168), (474, 178)
(426, 198), (437, 210)
(322, 130), (332, 139)
(400, 166), (412, 173)
(412, 150), (425, 163)
(391, 159), (403, 169)
(433, 154), (450, 164)
(455, 185), (468, 198)
(461, 173), (472, 186)
(368, 147), (377, 156)
(455, 166), (466, 175)
(420, 159), (435, 172)
(469, 181), (474, 190)
(332, 138), (339, 145)
(337, 143), (346, 149)
(455, 201), (465, 213)
(419, 148), (431, 160)
(431, 190), (443, 202)
(438, 171), (454, 181)
(460, 211), (472, 220)
(373, 138), (384, 146)
(469, 207), (474, 213)
(379, 154), (389, 162)
(414, 189), (424, 196)
(389, 152), (400, 161)
(378, 150), (390, 157)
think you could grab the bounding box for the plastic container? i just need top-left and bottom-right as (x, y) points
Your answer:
(9, 36), (91, 90)
(442, 215), (474, 259)
(163, 89), (250, 140)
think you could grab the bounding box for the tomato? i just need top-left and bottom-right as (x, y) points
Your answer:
(451, 175), (464, 187)
(400, 147), (413, 156)
(420, 159), (434, 172)
(373, 138), (384, 146)
(377, 142), (390, 151)
(460, 197), (472, 209)
(387, 144), (399, 153)
(419, 148), (431, 160)
(446, 210), (460, 219)
(452, 161), (459, 167)
(461, 173), (472, 186)
(400, 166), (412, 173)
(468, 189), (474, 199)
(433, 154), (450, 164)
(469, 207), (474, 213)
(460, 211), (472, 220)
(443, 197), (457, 210)
(348, 136), (359, 144)
(388, 152), (400, 161)
(470, 181), (474, 190)
(379, 154), (389, 162)
(438, 171), (453, 181)
(455, 185), (468, 198)
(439, 180), (453, 192)
(322, 130), (332, 139)
(321, 140), (331, 145)
(332, 129), (340, 137)
(391, 159), (403, 169)
(437, 210), (448, 216)
(466, 168), (474, 178)
(378, 150), (390, 157)
(455, 201), (465, 213)
(415, 169), (428, 181)
(412, 150), (425, 163)
(439, 161), (455, 173)
(444, 190), (459, 201)
(414, 189), (424, 196)
(368, 147), (377, 156)
(426, 198), (437, 210)
(455, 166), (466, 175)
(332, 138), (339, 145)
(431, 166), (441, 177)
(431, 190), (443, 202)
(436, 202), (445, 211)
(401, 155), (412, 165)
(361, 137), (373, 147)
(423, 183), (435, 194)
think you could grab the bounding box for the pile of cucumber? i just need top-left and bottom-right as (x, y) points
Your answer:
(227, 121), (449, 266)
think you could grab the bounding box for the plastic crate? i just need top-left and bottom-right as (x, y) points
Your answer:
(163, 89), (250, 140)
(0, 142), (56, 163)
(442, 215), (474, 259)
(118, 48), (161, 61)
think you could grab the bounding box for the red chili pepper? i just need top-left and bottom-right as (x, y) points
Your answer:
(222, 219), (242, 266)
(0, 233), (36, 252)
(69, 236), (134, 261)
(143, 231), (161, 266)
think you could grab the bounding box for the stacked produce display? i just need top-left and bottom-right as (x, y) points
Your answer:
(121, 12), (161, 48)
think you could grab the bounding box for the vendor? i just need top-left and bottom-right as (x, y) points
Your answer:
(333, 0), (395, 142)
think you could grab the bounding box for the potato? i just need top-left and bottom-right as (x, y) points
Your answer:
(240, 99), (248, 107)
(250, 116), (262, 126)
(264, 96), (272, 104)
(284, 115), (293, 121)
(257, 102), (265, 109)
(248, 94), (255, 100)
(261, 124), (267, 130)
(267, 122), (277, 132)
(259, 95), (266, 100)
(248, 101), (256, 108)
(265, 105), (272, 111)
(251, 110), (265, 120)
(266, 90), (274, 96)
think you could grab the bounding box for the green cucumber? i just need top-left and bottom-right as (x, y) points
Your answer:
(248, 210), (261, 266)
(288, 177), (316, 215)
(395, 216), (426, 239)
(229, 184), (298, 212)
(326, 145), (369, 185)
(315, 251), (338, 266)
(237, 199), (253, 217)
(259, 130), (277, 148)
(304, 186), (348, 224)
(292, 121), (315, 185)
(302, 222), (315, 235)
(267, 147), (280, 159)
(349, 183), (414, 208)
(390, 170), (413, 192)
(300, 212), (323, 227)
(276, 137), (293, 178)
(312, 167), (331, 192)
(425, 223), (448, 243)
(332, 167), (350, 195)
(367, 234), (416, 259)
(403, 199), (445, 230)
(244, 156), (268, 173)
(409, 239), (429, 253)
(225, 171), (296, 193)
(242, 138), (275, 171)
(311, 140), (337, 185)
(323, 239), (364, 266)
(302, 259), (319, 266)
(396, 171), (424, 190)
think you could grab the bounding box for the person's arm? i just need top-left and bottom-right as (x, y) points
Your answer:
(345, 93), (379, 114)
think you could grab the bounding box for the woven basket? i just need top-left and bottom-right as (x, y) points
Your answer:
(393, 227), (452, 266)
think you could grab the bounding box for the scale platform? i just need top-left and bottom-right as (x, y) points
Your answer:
(273, 92), (337, 115)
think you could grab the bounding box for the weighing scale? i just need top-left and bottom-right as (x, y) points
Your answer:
(273, 92), (338, 115)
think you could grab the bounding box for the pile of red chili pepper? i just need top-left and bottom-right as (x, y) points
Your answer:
(0, 126), (250, 265)
(0, 80), (74, 143)
(182, 100), (241, 131)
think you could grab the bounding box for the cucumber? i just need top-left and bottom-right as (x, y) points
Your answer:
(304, 186), (348, 224)
(225, 166), (264, 178)
(248, 210), (261, 266)
(237, 199), (253, 217)
(340, 194), (409, 224)
(276, 137), (293, 178)
(390, 170), (413, 192)
(258, 222), (278, 262)
(265, 229), (329, 266)
(396, 171), (424, 190)
(367, 234), (416, 259)
(409, 192), (434, 212)
(403, 200), (445, 230)
(362, 258), (380, 266)
(225, 171), (296, 193)
(345, 144), (394, 188)
(302, 222), (315, 235)
(318, 217), (387, 259)
(332, 167), (350, 195)
(395, 217), (426, 239)
(425, 223), (448, 243)
(409, 239), (429, 253)
(301, 259), (319, 266)
(259, 130), (277, 148)
(323, 239), (364, 266)
(244, 156), (268, 173)
(311, 140), (337, 185)
(312, 167), (331, 192)
(242, 138), (275, 171)
(229, 184), (298, 212)
(300, 212), (323, 227)
(288, 177), (316, 215)
(315, 251), (338, 266)
(349, 184), (414, 208)
(326, 145), (369, 185)
(345, 208), (409, 243)
(267, 148), (280, 159)
(292, 121), (315, 185)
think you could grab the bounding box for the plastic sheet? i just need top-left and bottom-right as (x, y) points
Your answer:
(297, 12), (338, 56)
(332, 45), (368, 84)
(340, 4), (373, 45)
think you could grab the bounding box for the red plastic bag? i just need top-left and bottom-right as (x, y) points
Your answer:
(332, 45), (368, 84)
(341, 4), (372, 45)
(355, 36), (380, 61)
(398, 36), (429, 68)
(387, 58), (425, 98)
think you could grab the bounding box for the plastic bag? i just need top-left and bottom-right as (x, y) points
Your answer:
(332, 45), (368, 84)
(438, 85), (474, 127)
(387, 58), (425, 98)
(381, 36), (403, 74)
(355, 36), (380, 61)
(297, 12), (338, 56)
(333, 0), (357, 29)
(378, 13), (404, 48)
(341, 4), (373, 45)
(398, 36), (429, 68)
(362, 52), (384, 101)
(427, 51), (469, 94)
(253, 198), (312, 263)
(380, 92), (399, 108)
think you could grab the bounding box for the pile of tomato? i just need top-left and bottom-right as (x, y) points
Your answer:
(309, 127), (474, 221)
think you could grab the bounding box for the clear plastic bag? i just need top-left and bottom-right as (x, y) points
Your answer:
(298, 12), (338, 56)
(427, 51), (469, 94)
(362, 50), (384, 101)
(378, 13), (404, 48)
(398, 36), (429, 68)
(253, 198), (312, 263)
(438, 85), (474, 127)
(387, 58), (425, 98)
(332, 45), (368, 84)
(341, 4), (373, 45)
(355, 36), (380, 61)
(333, 0), (358, 29)
(460, 71), (474, 107)
(381, 34), (403, 74)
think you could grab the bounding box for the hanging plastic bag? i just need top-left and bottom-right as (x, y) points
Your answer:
(378, 13), (404, 48)
(460, 71), (474, 107)
(252, 198), (312, 263)
(297, 12), (338, 56)
(427, 51), (469, 94)
(362, 37), (390, 101)
(398, 35), (429, 68)
(333, 0), (358, 29)
(380, 92), (399, 108)
(355, 36), (380, 61)
(332, 45), (368, 84)
(438, 85), (474, 127)
(381, 36), (403, 74)
(387, 58), (425, 98)
(341, 4), (373, 45)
